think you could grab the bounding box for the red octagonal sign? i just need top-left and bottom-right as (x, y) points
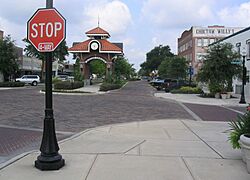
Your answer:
(27, 8), (66, 52)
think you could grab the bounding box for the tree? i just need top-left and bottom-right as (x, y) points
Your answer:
(140, 45), (174, 75)
(0, 35), (19, 81)
(89, 60), (106, 77)
(23, 38), (69, 80)
(197, 43), (241, 94)
(114, 57), (134, 80)
(73, 58), (83, 81)
(158, 56), (188, 79)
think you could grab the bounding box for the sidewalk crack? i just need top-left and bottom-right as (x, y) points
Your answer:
(181, 120), (224, 159)
(85, 154), (98, 180)
(181, 157), (196, 180)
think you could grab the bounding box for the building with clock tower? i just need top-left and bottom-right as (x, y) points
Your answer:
(68, 27), (123, 82)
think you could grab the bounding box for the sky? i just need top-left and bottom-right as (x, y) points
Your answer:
(1, 0), (250, 70)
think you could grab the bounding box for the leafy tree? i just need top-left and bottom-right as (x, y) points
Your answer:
(197, 43), (241, 93)
(89, 60), (106, 77)
(114, 57), (134, 80)
(158, 56), (188, 79)
(0, 35), (19, 81)
(140, 45), (174, 75)
(73, 58), (83, 81)
(23, 38), (69, 80)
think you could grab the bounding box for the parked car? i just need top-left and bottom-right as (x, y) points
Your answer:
(15, 75), (40, 86)
(164, 79), (189, 92)
(150, 78), (171, 91)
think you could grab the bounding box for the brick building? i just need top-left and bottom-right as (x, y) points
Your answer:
(178, 25), (244, 75)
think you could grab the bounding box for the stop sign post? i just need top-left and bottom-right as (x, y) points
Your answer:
(28, 1), (65, 171)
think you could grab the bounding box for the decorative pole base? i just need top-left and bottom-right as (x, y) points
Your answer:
(239, 96), (246, 104)
(239, 100), (246, 104)
(35, 153), (65, 170)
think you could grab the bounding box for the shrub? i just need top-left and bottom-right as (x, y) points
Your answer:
(54, 81), (84, 90)
(129, 78), (141, 81)
(209, 83), (223, 95)
(0, 82), (25, 87)
(52, 77), (62, 84)
(100, 82), (124, 91)
(228, 112), (250, 149)
(170, 86), (203, 94)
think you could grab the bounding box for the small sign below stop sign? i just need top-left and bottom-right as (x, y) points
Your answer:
(27, 8), (66, 52)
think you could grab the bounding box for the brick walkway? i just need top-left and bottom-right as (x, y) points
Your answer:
(183, 103), (241, 121)
(0, 81), (192, 132)
(0, 81), (193, 164)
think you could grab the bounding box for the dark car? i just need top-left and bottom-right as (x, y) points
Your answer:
(150, 78), (165, 90)
(164, 79), (189, 92)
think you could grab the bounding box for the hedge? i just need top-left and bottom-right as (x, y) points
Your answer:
(100, 82), (124, 91)
(54, 81), (84, 90)
(0, 82), (25, 87)
(170, 86), (203, 94)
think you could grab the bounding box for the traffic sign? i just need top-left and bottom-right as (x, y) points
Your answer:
(27, 8), (66, 52)
(231, 59), (242, 65)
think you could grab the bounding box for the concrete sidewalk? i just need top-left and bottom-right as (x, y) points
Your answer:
(1, 119), (250, 180)
(73, 83), (104, 94)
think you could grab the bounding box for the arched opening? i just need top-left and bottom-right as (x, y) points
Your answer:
(84, 57), (109, 84)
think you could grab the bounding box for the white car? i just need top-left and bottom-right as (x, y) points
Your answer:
(16, 75), (40, 86)
(56, 75), (69, 81)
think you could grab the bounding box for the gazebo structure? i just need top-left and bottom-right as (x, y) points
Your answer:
(68, 27), (123, 82)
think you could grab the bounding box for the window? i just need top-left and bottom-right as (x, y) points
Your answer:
(196, 53), (208, 61)
(209, 39), (215, 45)
(247, 40), (250, 58)
(197, 39), (202, 47)
(203, 39), (209, 46)
(236, 42), (241, 55)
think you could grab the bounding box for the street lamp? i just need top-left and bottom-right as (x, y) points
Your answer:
(239, 48), (247, 104)
(189, 62), (192, 86)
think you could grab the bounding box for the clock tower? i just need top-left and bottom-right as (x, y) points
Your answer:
(69, 26), (123, 84)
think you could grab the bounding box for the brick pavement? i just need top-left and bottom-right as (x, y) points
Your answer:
(0, 81), (193, 164)
(183, 103), (241, 121)
(0, 81), (193, 132)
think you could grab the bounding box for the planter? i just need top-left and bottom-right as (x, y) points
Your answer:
(239, 134), (250, 173)
(215, 92), (220, 99)
(226, 92), (231, 99)
(221, 93), (227, 99)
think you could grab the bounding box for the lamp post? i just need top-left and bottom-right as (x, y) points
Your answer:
(239, 48), (247, 104)
(189, 62), (192, 86)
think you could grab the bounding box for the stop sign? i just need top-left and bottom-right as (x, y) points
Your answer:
(27, 8), (66, 52)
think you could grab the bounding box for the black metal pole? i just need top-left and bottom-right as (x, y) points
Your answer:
(46, 0), (53, 8)
(35, 0), (65, 170)
(239, 55), (246, 104)
(189, 65), (192, 86)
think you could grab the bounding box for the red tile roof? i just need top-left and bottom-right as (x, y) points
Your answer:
(86, 27), (110, 37)
(99, 39), (122, 52)
(68, 39), (91, 51)
(68, 39), (122, 53)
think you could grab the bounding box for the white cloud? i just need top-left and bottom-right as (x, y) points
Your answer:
(83, 0), (132, 36)
(0, 1), (43, 24)
(218, 2), (250, 27)
(126, 48), (146, 70)
(142, 0), (215, 28)
(123, 37), (135, 46)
